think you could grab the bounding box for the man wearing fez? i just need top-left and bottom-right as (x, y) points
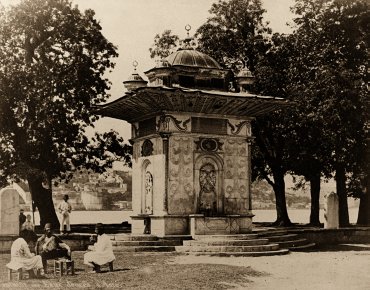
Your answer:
(35, 223), (71, 273)
(84, 223), (115, 273)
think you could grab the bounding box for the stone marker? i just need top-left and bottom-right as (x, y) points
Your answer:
(324, 191), (339, 229)
(0, 187), (19, 235)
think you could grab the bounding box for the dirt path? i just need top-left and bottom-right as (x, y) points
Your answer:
(171, 250), (370, 290)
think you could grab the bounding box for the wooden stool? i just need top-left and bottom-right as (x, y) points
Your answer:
(99, 261), (114, 272)
(106, 261), (114, 272)
(7, 267), (25, 280)
(54, 259), (75, 276)
(85, 261), (114, 272)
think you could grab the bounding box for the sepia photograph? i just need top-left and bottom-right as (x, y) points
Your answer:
(0, 0), (369, 289)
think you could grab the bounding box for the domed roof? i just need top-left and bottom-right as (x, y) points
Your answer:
(165, 49), (222, 69)
(123, 61), (147, 91)
(125, 73), (146, 82)
(236, 67), (254, 78)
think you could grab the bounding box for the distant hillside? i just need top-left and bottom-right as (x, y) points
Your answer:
(53, 169), (132, 210)
(251, 176), (359, 209)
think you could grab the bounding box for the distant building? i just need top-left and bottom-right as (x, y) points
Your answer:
(53, 169), (132, 210)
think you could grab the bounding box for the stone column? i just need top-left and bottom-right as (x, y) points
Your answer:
(160, 133), (171, 214)
(246, 137), (254, 211)
(0, 187), (19, 235)
(324, 192), (339, 229)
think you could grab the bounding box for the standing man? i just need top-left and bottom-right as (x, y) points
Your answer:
(57, 194), (72, 234)
(19, 209), (26, 233)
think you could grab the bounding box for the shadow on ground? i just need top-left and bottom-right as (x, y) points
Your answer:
(315, 244), (370, 252)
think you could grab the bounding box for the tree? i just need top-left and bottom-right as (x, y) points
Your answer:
(196, 0), (295, 226)
(255, 32), (334, 226)
(291, 0), (369, 226)
(147, 0), (369, 227)
(0, 0), (131, 228)
(196, 0), (271, 71)
(255, 0), (368, 226)
(149, 30), (179, 60)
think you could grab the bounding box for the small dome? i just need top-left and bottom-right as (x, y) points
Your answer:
(123, 61), (147, 91)
(166, 49), (222, 69)
(126, 73), (146, 82)
(236, 67), (254, 78)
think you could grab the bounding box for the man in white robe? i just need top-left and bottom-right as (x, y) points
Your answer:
(84, 223), (115, 272)
(6, 230), (44, 278)
(57, 194), (72, 234)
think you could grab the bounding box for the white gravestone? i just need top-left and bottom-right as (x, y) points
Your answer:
(324, 191), (339, 229)
(0, 187), (19, 235)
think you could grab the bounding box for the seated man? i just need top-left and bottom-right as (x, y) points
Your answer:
(35, 223), (71, 273)
(6, 230), (44, 278)
(84, 223), (115, 273)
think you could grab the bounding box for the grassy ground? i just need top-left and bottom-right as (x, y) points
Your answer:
(0, 251), (262, 290)
(2, 248), (370, 290)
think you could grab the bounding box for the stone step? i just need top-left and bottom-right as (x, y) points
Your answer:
(193, 234), (259, 241)
(112, 240), (182, 247)
(256, 230), (288, 237)
(113, 246), (176, 252)
(175, 243), (280, 253)
(265, 234), (299, 242)
(289, 243), (316, 251)
(275, 238), (309, 248)
(109, 234), (158, 241)
(159, 235), (193, 241)
(183, 238), (270, 247)
(182, 249), (290, 257)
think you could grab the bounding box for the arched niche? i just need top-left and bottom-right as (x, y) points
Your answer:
(141, 159), (153, 214)
(194, 154), (224, 215)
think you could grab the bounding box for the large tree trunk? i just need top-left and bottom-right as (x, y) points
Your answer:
(336, 164), (349, 227)
(271, 169), (292, 226)
(27, 174), (59, 229)
(309, 173), (321, 226)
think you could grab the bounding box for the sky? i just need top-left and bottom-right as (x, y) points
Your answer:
(74, 0), (295, 140)
(0, 0), (295, 145)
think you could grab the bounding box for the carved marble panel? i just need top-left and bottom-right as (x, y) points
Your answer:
(224, 198), (249, 214)
(227, 119), (251, 137)
(141, 139), (154, 157)
(237, 158), (248, 179)
(156, 114), (190, 133)
(134, 137), (163, 159)
(194, 138), (223, 152)
(224, 139), (238, 156)
(223, 138), (250, 212)
(168, 136), (194, 214)
(144, 171), (153, 214)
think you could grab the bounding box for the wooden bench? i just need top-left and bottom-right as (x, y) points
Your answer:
(53, 259), (75, 276)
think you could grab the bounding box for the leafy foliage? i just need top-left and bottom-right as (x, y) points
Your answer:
(196, 0), (271, 71)
(290, 0), (369, 225)
(149, 29), (179, 59)
(0, 0), (131, 225)
(147, 0), (369, 225)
